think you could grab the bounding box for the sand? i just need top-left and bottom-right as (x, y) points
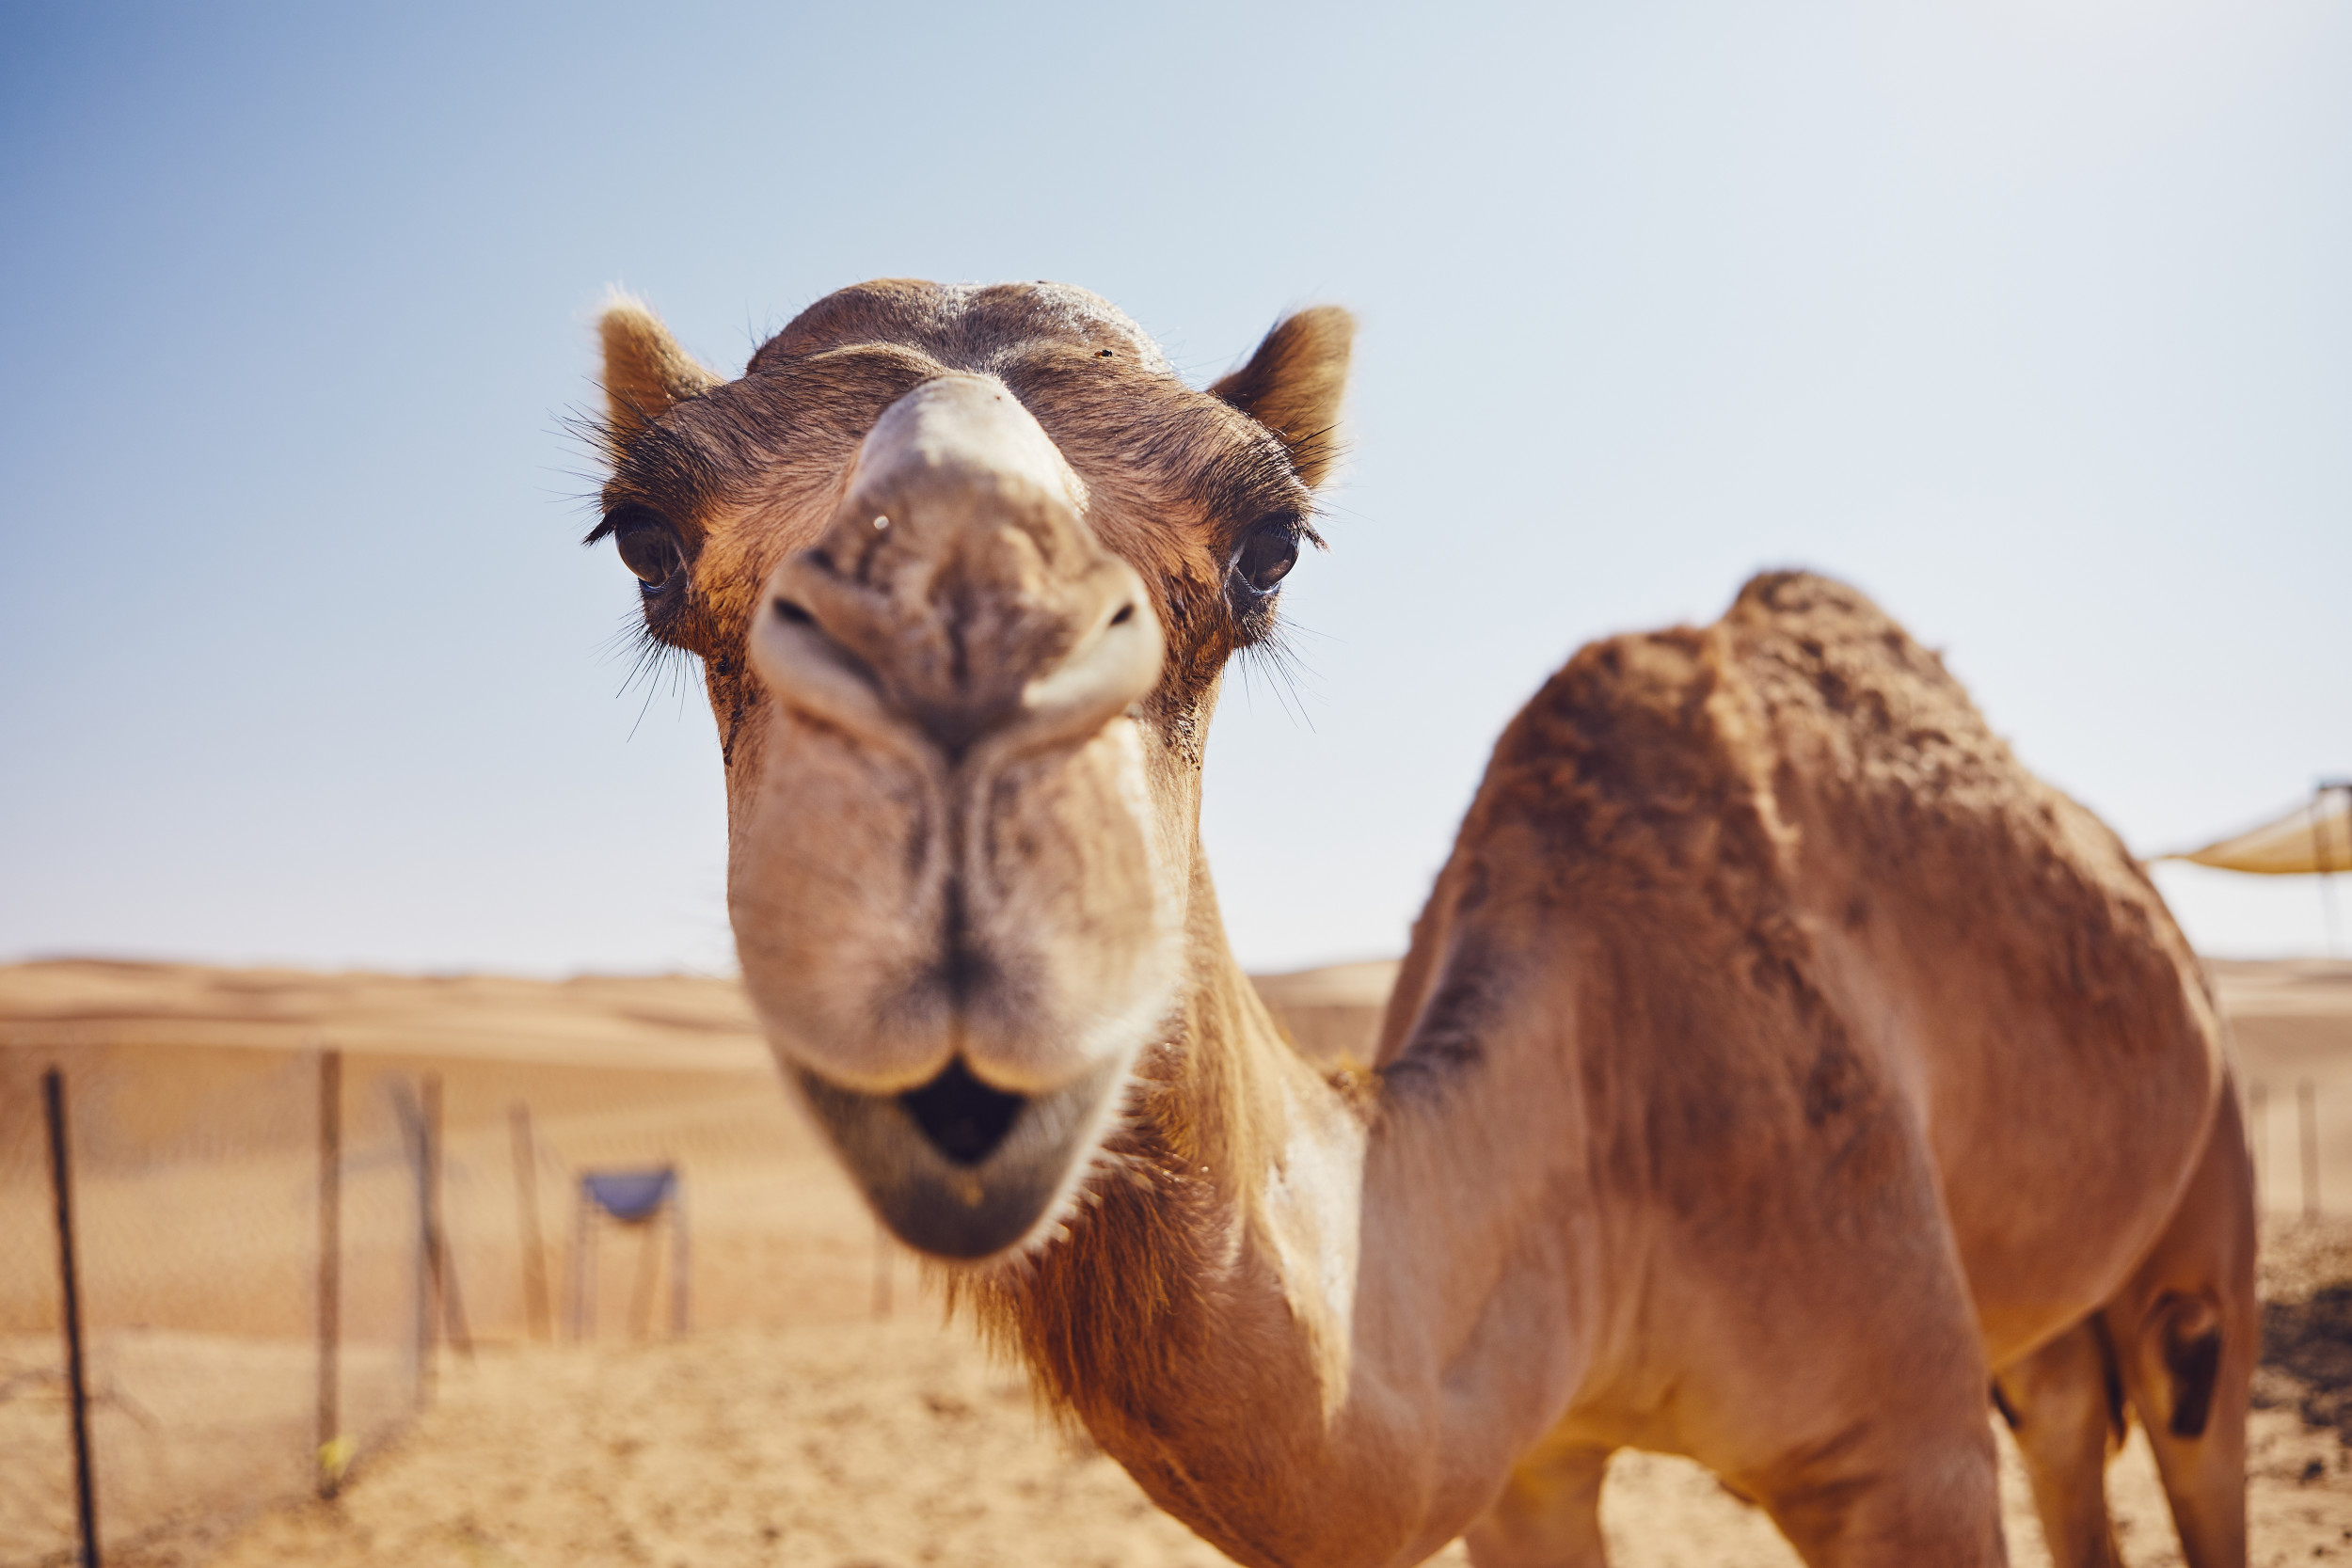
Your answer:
(6, 958), (2352, 1566)
(194, 1310), (2352, 1568)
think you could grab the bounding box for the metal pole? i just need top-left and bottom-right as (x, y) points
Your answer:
(508, 1104), (550, 1341)
(421, 1075), (471, 1360)
(316, 1050), (342, 1499)
(42, 1069), (100, 1568)
(413, 1076), (435, 1408)
(2318, 782), (2351, 959)
(670, 1180), (689, 1338)
(569, 1184), (597, 1344)
(2299, 1077), (2321, 1222)
(627, 1217), (660, 1340)
(2324, 869), (2344, 958)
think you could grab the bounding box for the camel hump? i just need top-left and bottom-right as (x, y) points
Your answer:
(1481, 569), (2020, 895)
(1717, 569), (2206, 1033)
(1730, 567), (1899, 628)
(1718, 569), (2017, 805)
(1468, 565), (2132, 963)
(1471, 610), (1788, 938)
(1724, 567), (1963, 708)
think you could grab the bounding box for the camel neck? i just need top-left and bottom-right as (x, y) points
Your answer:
(961, 874), (1588, 1568)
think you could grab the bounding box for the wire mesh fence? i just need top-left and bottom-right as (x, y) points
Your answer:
(0, 1033), (874, 1568)
(2, 1043), (421, 1566)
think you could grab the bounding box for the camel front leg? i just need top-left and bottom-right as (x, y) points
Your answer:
(1463, 1442), (1613, 1568)
(1756, 1417), (2009, 1567)
(1993, 1319), (2124, 1568)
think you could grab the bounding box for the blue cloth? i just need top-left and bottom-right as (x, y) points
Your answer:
(582, 1168), (675, 1223)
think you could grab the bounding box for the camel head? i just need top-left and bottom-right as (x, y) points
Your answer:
(592, 281), (1351, 1260)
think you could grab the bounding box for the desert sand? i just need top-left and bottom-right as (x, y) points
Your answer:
(185, 1309), (2352, 1568)
(5, 958), (2351, 1567)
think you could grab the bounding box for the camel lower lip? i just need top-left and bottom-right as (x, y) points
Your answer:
(792, 1053), (1127, 1259)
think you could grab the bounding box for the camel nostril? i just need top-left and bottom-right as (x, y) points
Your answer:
(773, 597), (815, 626)
(1109, 603), (1135, 626)
(899, 1058), (1025, 1167)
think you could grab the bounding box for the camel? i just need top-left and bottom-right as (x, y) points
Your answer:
(588, 279), (2255, 1568)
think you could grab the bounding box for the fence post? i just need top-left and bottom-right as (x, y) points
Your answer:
(568, 1186), (596, 1341)
(628, 1217), (660, 1340)
(2299, 1078), (2321, 1221)
(509, 1104), (550, 1341)
(317, 1050), (342, 1499)
(419, 1074), (472, 1370)
(413, 1075), (436, 1407)
(671, 1181), (690, 1338)
(42, 1069), (100, 1568)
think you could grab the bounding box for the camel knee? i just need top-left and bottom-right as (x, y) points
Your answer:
(1464, 1446), (1611, 1568)
(1759, 1428), (2006, 1568)
(2153, 1292), (2226, 1437)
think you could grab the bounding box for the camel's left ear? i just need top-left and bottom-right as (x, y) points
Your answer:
(599, 294), (722, 443)
(1211, 306), (1354, 490)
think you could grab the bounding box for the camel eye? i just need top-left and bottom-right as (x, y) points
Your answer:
(1231, 519), (1299, 597)
(610, 508), (684, 593)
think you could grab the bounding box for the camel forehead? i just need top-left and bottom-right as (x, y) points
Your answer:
(625, 284), (1298, 531)
(753, 279), (1176, 377)
(605, 283), (1309, 651)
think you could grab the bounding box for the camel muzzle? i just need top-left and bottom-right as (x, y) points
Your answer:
(749, 372), (1163, 770)
(793, 1053), (1128, 1259)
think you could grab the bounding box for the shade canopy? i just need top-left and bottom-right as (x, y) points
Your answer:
(2167, 789), (2352, 876)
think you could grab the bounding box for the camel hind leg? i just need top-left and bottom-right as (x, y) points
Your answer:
(2099, 1076), (2257, 1568)
(1992, 1318), (2125, 1568)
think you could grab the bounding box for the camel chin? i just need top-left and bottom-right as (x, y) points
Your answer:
(792, 1052), (1132, 1260)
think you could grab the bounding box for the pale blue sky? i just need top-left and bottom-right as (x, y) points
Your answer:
(3, 0), (2345, 975)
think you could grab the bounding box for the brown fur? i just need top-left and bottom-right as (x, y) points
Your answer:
(591, 283), (1321, 752)
(597, 295), (721, 440)
(594, 282), (2251, 1568)
(1208, 305), (1355, 488)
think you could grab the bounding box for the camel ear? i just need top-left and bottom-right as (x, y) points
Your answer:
(598, 295), (722, 442)
(1210, 306), (1354, 490)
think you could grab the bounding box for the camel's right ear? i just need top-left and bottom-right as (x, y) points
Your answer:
(599, 296), (722, 443)
(1211, 306), (1354, 490)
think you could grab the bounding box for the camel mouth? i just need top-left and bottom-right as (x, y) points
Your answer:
(791, 1053), (1128, 1260)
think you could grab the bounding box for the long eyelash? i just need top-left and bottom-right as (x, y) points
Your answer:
(601, 614), (703, 738)
(561, 400), (705, 730)
(1227, 492), (1330, 723)
(551, 407), (623, 508)
(557, 404), (634, 504)
(1235, 611), (1320, 729)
